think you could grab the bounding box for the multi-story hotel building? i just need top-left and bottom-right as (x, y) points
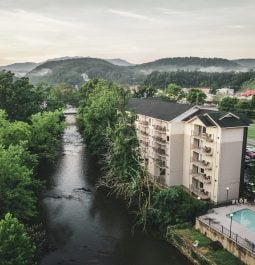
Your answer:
(128, 98), (250, 203)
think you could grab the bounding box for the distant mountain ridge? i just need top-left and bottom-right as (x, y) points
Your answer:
(27, 57), (143, 86)
(1, 56), (255, 85)
(0, 62), (39, 77)
(106, 58), (135, 66)
(232, 59), (255, 69)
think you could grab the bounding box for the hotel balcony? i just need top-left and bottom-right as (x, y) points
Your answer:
(153, 136), (167, 145)
(140, 140), (149, 147)
(153, 147), (167, 157)
(156, 158), (167, 168)
(139, 146), (148, 154)
(201, 133), (214, 142)
(190, 184), (211, 199)
(192, 131), (214, 143)
(202, 146), (213, 156)
(140, 120), (149, 127)
(140, 130), (149, 136)
(192, 158), (212, 170)
(154, 125), (167, 133)
(190, 171), (212, 184)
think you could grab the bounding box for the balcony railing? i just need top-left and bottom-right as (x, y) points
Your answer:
(153, 136), (167, 145)
(192, 158), (212, 170)
(140, 130), (149, 136)
(190, 184), (211, 199)
(202, 146), (213, 156)
(192, 131), (214, 143)
(154, 125), (167, 132)
(191, 171), (212, 184)
(140, 140), (149, 147)
(140, 120), (149, 126)
(156, 158), (167, 168)
(201, 133), (214, 142)
(153, 147), (167, 156)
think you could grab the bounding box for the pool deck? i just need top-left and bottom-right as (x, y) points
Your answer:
(199, 204), (255, 244)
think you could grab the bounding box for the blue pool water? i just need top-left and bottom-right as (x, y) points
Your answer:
(227, 209), (255, 232)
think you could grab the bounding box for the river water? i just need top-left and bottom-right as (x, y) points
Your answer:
(39, 115), (191, 265)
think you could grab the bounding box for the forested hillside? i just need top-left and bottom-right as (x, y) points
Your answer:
(143, 71), (255, 91)
(26, 57), (255, 87)
(28, 58), (144, 85)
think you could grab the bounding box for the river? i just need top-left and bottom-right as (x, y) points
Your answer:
(39, 114), (191, 265)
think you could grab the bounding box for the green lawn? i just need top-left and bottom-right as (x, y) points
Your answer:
(176, 227), (244, 265)
(248, 123), (255, 140)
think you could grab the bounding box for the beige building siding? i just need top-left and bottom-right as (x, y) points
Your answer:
(134, 108), (248, 203)
(216, 128), (244, 202)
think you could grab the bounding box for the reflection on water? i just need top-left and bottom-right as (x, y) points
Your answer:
(40, 116), (191, 265)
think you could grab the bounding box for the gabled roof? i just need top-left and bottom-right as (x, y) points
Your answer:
(183, 108), (216, 122)
(127, 98), (251, 128)
(205, 112), (251, 128)
(197, 115), (215, 127)
(127, 98), (193, 121)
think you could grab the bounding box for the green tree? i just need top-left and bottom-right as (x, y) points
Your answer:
(98, 110), (153, 229)
(0, 213), (36, 265)
(235, 100), (252, 115)
(157, 83), (184, 102)
(0, 71), (42, 121)
(78, 81), (127, 156)
(134, 84), (157, 98)
(186, 89), (206, 105)
(0, 145), (38, 220)
(218, 97), (239, 112)
(29, 110), (65, 162)
(147, 187), (208, 228)
(0, 111), (31, 148)
(251, 94), (255, 109)
(100, 111), (143, 196)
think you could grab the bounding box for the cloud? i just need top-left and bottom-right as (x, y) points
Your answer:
(227, 25), (245, 29)
(108, 9), (153, 21)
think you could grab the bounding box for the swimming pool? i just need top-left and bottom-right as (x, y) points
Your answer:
(227, 209), (255, 232)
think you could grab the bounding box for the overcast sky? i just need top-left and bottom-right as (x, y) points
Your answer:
(0, 0), (255, 65)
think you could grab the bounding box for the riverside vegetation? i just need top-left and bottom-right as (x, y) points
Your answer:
(77, 80), (247, 265)
(77, 79), (208, 233)
(0, 70), (243, 264)
(0, 71), (70, 265)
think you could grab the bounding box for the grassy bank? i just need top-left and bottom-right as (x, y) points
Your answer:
(166, 226), (244, 265)
(248, 122), (255, 140)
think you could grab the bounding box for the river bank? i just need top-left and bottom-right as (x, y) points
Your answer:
(38, 114), (192, 265)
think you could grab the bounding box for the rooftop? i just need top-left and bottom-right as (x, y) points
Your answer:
(128, 98), (250, 128)
(127, 98), (192, 121)
(206, 112), (250, 128)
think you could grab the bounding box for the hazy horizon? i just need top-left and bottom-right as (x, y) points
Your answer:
(1, 0), (255, 65)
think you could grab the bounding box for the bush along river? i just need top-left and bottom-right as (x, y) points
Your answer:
(39, 113), (192, 265)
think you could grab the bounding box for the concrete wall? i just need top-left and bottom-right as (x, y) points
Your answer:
(166, 122), (184, 186)
(182, 123), (192, 189)
(196, 219), (255, 265)
(217, 128), (244, 202)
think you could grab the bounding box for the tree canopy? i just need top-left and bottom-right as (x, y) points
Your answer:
(0, 213), (36, 265)
(186, 89), (206, 105)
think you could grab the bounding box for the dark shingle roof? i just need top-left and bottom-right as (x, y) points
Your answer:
(197, 115), (215, 127)
(206, 112), (251, 128)
(183, 108), (216, 122)
(127, 98), (192, 121)
(128, 98), (251, 128)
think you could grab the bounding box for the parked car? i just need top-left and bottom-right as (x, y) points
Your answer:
(245, 155), (251, 161)
(246, 151), (255, 159)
